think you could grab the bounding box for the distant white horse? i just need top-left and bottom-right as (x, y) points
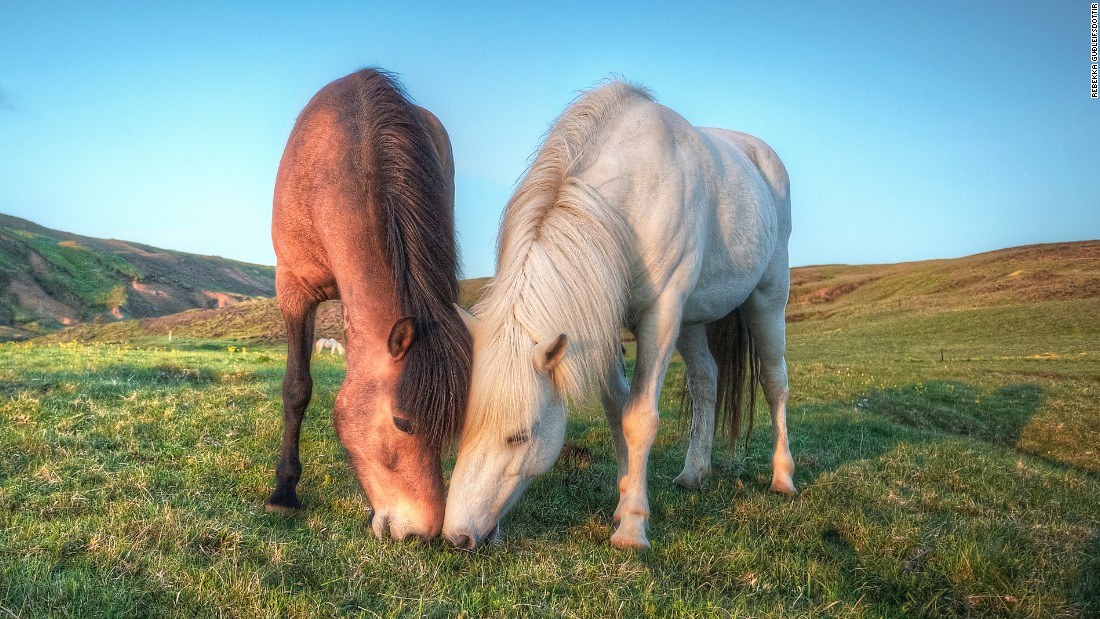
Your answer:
(314, 338), (345, 355)
(444, 81), (794, 550)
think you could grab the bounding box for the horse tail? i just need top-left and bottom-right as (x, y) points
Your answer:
(708, 307), (760, 451)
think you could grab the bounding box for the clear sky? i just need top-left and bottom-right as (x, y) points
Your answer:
(2, 2), (1098, 278)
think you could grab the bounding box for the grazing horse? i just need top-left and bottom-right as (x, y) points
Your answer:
(315, 338), (346, 355)
(444, 81), (793, 549)
(266, 68), (471, 542)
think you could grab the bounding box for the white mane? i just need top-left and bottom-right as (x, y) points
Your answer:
(468, 81), (654, 436)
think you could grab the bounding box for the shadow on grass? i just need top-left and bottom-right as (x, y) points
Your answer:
(860, 381), (1043, 449)
(860, 380), (1097, 480)
(507, 380), (1052, 543)
(1077, 531), (1100, 617)
(496, 379), (1100, 614)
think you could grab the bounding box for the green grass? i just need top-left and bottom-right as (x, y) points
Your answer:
(2, 293), (1098, 618)
(2, 241), (1099, 616)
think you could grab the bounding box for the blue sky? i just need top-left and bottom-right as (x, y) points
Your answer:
(2, 2), (1098, 278)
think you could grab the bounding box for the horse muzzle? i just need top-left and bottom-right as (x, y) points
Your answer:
(368, 506), (442, 542)
(443, 523), (499, 550)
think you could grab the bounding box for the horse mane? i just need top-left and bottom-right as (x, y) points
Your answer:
(470, 80), (654, 435)
(341, 68), (471, 446)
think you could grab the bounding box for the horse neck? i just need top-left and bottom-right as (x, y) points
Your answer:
(480, 189), (631, 401)
(473, 83), (651, 402)
(339, 292), (401, 381)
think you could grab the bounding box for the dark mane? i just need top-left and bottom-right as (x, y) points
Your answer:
(340, 68), (471, 446)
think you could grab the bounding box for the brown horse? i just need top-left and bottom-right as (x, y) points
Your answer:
(265, 68), (471, 542)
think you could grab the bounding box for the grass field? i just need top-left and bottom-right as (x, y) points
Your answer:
(1, 243), (1099, 617)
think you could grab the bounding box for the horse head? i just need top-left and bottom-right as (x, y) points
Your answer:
(442, 306), (569, 549)
(332, 317), (448, 542)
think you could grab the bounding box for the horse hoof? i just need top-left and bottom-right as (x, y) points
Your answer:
(673, 471), (704, 490)
(264, 501), (299, 515)
(610, 530), (651, 550)
(770, 477), (798, 496)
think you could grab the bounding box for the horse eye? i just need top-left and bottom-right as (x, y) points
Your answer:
(507, 431), (530, 445)
(393, 417), (414, 434)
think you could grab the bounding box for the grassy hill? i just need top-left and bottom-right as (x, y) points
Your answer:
(787, 241), (1098, 320)
(39, 241), (1100, 351)
(36, 276), (493, 346)
(0, 213), (275, 341)
(784, 241), (1099, 364)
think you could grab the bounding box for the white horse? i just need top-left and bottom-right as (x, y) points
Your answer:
(314, 338), (345, 355)
(444, 81), (794, 550)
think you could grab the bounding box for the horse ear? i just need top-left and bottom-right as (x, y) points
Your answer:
(533, 334), (568, 373)
(387, 317), (416, 360)
(453, 303), (481, 336)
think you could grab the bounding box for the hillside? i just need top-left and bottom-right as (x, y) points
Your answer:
(786, 241), (1099, 321)
(0, 213), (275, 340)
(36, 241), (1100, 349)
(783, 241), (1100, 365)
(37, 277), (492, 345)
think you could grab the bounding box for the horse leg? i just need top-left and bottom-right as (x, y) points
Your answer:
(741, 281), (796, 495)
(673, 323), (718, 489)
(600, 347), (630, 494)
(265, 285), (319, 512)
(610, 299), (682, 550)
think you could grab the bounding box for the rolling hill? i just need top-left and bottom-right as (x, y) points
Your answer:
(783, 240), (1100, 364)
(0, 213), (275, 340)
(34, 241), (1100, 350)
(33, 277), (492, 346)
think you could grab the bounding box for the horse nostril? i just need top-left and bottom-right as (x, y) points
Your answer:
(446, 533), (474, 550)
(402, 532), (430, 544)
(370, 513), (391, 539)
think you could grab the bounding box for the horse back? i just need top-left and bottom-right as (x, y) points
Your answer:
(271, 70), (454, 317)
(585, 100), (790, 322)
(685, 127), (791, 320)
(698, 127), (790, 236)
